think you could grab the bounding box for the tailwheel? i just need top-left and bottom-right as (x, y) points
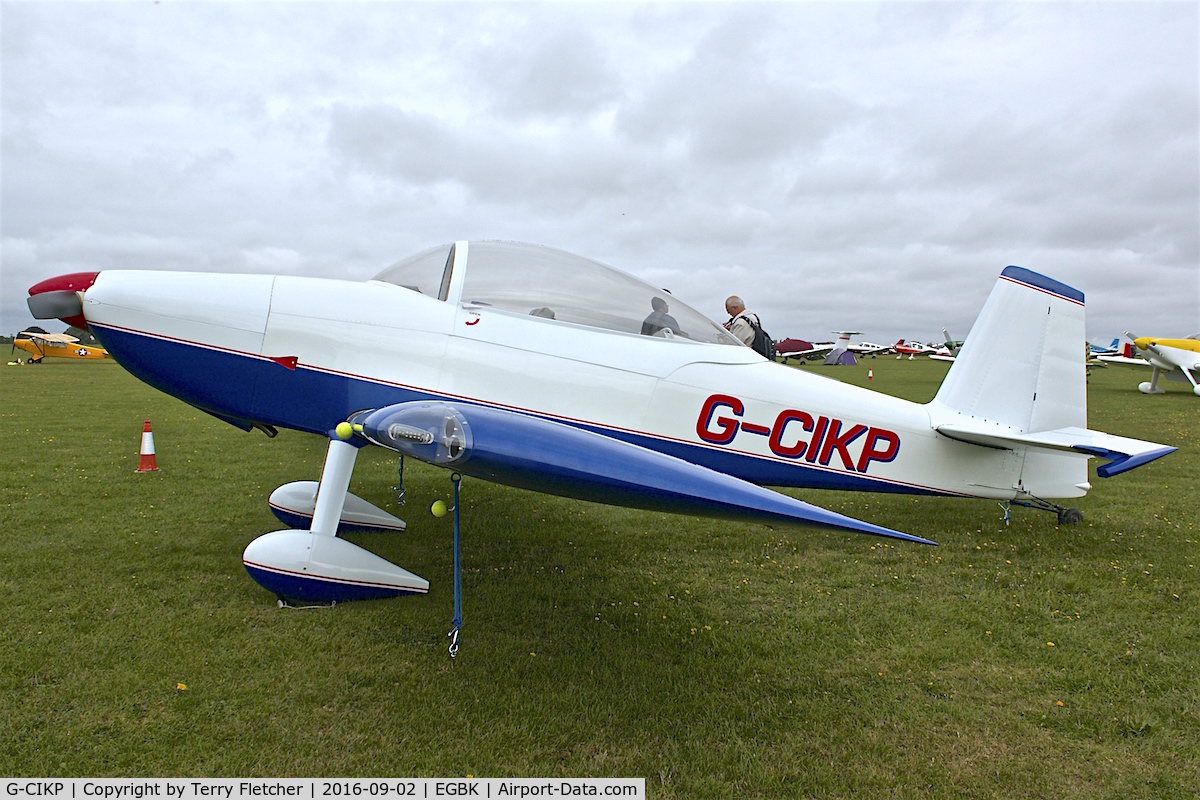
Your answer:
(1056, 508), (1084, 525)
(1009, 495), (1085, 525)
(276, 596), (337, 609)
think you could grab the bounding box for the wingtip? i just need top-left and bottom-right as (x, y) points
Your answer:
(804, 503), (937, 546)
(845, 517), (936, 546)
(882, 529), (939, 547)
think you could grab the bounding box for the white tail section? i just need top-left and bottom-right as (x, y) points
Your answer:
(932, 267), (1087, 433)
(927, 267), (1096, 499)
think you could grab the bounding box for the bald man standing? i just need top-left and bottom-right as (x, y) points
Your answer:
(725, 295), (774, 359)
(724, 296), (758, 347)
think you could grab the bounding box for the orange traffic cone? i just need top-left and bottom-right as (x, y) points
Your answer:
(867, 369), (874, 380)
(136, 420), (159, 472)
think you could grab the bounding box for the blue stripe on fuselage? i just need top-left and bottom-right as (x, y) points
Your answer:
(91, 322), (439, 431)
(91, 323), (940, 496)
(92, 323), (264, 425)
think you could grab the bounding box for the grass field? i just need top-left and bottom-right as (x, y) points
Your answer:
(1, 357), (1196, 796)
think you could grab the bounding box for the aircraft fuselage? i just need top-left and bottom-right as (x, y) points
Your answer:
(82, 269), (1071, 501)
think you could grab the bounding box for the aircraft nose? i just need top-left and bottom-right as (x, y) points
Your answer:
(27, 271), (99, 328)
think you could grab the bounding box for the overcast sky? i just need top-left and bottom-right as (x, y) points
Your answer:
(2, 1), (1197, 345)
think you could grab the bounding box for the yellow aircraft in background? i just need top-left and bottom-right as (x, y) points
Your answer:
(11, 330), (111, 363)
(1098, 333), (1200, 396)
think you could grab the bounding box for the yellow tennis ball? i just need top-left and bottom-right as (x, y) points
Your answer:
(335, 421), (353, 440)
(431, 500), (448, 518)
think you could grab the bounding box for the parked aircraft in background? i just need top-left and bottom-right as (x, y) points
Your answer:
(11, 330), (110, 362)
(775, 338), (815, 361)
(777, 336), (887, 363)
(1085, 339), (1119, 370)
(1098, 333), (1200, 396)
(28, 250), (1173, 650)
(891, 339), (935, 359)
(929, 329), (962, 362)
(823, 331), (861, 365)
(825, 331), (892, 367)
(848, 339), (890, 356)
(1089, 338), (1122, 357)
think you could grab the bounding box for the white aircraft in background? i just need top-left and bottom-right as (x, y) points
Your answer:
(1099, 333), (1200, 396)
(28, 250), (1173, 654)
(848, 339), (890, 356)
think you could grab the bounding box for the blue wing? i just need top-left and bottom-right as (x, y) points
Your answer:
(349, 401), (936, 546)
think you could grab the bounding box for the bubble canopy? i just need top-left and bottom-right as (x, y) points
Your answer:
(373, 241), (740, 346)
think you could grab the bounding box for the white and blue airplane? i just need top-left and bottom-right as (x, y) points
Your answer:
(28, 242), (1174, 627)
(1090, 338), (1122, 357)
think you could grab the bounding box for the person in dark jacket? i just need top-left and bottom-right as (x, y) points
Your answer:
(641, 296), (682, 336)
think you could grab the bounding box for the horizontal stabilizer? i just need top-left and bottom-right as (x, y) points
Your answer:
(349, 401), (936, 545)
(936, 423), (1176, 478)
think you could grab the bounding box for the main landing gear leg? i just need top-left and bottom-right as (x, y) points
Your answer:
(1138, 367), (1166, 395)
(310, 438), (359, 537)
(271, 438), (359, 609)
(1181, 368), (1200, 397)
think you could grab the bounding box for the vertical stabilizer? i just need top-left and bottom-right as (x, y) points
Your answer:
(932, 267), (1087, 433)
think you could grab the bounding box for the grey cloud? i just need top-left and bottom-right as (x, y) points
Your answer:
(615, 11), (858, 166)
(3, 2), (1196, 342)
(326, 103), (685, 215)
(328, 105), (460, 185)
(475, 28), (621, 119)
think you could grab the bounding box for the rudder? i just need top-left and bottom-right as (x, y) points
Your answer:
(932, 266), (1087, 434)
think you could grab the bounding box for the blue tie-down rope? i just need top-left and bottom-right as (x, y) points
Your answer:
(448, 473), (463, 658)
